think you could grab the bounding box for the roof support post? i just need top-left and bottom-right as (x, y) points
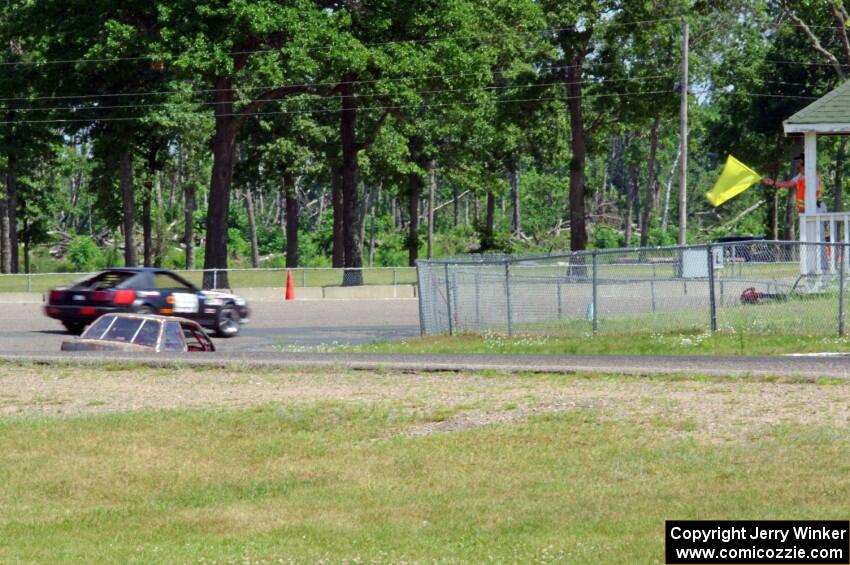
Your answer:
(804, 131), (817, 214)
(801, 131), (820, 274)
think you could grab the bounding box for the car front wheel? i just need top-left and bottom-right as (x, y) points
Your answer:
(215, 304), (241, 337)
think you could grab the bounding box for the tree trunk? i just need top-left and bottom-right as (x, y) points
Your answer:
(142, 183), (152, 267)
(273, 190), (283, 227)
(243, 189), (260, 269)
(331, 163), (344, 268)
(484, 192), (496, 251)
(203, 79), (238, 289)
(408, 165), (421, 267)
(154, 174), (164, 268)
(23, 215), (29, 274)
(184, 182), (196, 270)
(639, 116), (661, 248)
(119, 148), (137, 267)
(453, 184), (460, 227)
(368, 186), (377, 267)
(6, 153), (18, 273)
(285, 173), (299, 268)
(340, 80), (363, 285)
(661, 144), (681, 232)
(625, 164), (638, 248)
(390, 197), (398, 229)
(509, 165), (520, 236)
(427, 159), (436, 259)
(359, 183), (370, 262)
(566, 53), (588, 251)
(0, 194), (8, 274)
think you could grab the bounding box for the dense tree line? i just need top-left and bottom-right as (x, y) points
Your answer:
(1, 1), (849, 286)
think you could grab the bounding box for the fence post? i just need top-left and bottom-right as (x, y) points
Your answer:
(505, 262), (513, 336)
(838, 247), (845, 337)
(392, 267), (398, 286)
(592, 252), (598, 334)
(557, 280), (563, 318)
(417, 264), (427, 336)
(302, 268), (307, 288)
(707, 245), (717, 332)
(26, 273), (32, 293)
(444, 263), (454, 336)
(650, 263), (656, 312)
(474, 270), (481, 327)
(212, 269), (218, 289)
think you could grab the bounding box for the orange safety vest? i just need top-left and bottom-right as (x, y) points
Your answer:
(794, 174), (822, 212)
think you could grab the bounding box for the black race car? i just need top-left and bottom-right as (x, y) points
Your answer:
(44, 268), (250, 337)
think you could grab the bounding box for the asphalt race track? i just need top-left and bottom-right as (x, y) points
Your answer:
(4, 297), (850, 378)
(0, 299), (422, 354)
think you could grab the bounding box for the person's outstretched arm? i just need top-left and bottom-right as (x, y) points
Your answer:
(762, 177), (796, 188)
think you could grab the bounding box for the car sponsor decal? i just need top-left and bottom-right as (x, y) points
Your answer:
(173, 293), (200, 313)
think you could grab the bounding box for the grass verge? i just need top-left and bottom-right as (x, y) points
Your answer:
(1, 367), (850, 563)
(342, 331), (850, 356)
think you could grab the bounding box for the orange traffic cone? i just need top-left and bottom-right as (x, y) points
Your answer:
(285, 271), (295, 301)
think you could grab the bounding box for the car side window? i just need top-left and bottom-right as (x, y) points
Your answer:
(183, 324), (212, 351)
(133, 320), (160, 348)
(163, 321), (185, 351)
(154, 272), (193, 290)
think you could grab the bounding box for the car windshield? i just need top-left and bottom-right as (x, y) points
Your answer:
(74, 271), (136, 291)
(101, 317), (144, 343)
(81, 315), (117, 339)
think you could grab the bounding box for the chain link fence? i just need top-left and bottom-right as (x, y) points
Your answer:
(417, 241), (850, 338)
(0, 266), (417, 293)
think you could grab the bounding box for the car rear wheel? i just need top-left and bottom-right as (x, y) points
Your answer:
(62, 321), (86, 335)
(215, 304), (241, 337)
(135, 304), (156, 315)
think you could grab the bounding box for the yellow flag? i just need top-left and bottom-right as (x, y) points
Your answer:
(705, 155), (762, 207)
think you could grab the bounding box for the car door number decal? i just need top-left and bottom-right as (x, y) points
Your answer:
(173, 293), (199, 313)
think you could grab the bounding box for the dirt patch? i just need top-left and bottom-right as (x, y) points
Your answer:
(1, 364), (849, 442)
(405, 400), (598, 436)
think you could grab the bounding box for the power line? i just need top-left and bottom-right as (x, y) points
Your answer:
(0, 17), (683, 68)
(0, 83), (823, 126)
(692, 87), (819, 100)
(0, 74), (676, 114)
(0, 89), (675, 125)
(0, 60), (658, 104)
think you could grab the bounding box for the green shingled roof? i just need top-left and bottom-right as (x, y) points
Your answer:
(784, 80), (850, 130)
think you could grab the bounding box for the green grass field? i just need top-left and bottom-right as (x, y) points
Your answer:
(390, 292), (848, 356)
(1, 365), (849, 563)
(346, 331), (850, 356)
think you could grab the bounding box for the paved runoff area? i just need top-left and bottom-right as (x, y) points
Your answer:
(5, 297), (850, 378)
(0, 298), (421, 354)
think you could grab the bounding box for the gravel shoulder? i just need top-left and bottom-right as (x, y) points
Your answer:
(2, 363), (849, 443)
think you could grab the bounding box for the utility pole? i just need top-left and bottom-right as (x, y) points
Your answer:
(678, 21), (689, 245)
(427, 159), (436, 259)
